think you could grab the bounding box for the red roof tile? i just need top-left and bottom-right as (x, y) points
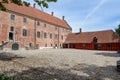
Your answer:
(65, 30), (120, 43)
(1, 1), (72, 29)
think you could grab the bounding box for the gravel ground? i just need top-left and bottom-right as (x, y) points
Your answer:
(0, 49), (120, 80)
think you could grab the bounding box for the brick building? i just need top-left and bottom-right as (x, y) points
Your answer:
(0, 2), (72, 49)
(63, 29), (120, 51)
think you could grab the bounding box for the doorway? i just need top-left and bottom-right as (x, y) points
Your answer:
(9, 32), (14, 40)
(94, 44), (98, 50)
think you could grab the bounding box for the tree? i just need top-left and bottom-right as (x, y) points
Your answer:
(0, 0), (57, 11)
(115, 24), (120, 36)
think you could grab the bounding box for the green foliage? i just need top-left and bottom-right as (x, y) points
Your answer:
(0, 74), (16, 80)
(0, 74), (31, 80)
(0, 2), (6, 11)
(115, 24), (120, 36)
(0, 0), (57, 11)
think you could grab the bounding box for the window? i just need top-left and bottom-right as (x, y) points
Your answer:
(66, 30), (68, 32)
(83, 44), (86, 48)
(37, 21), (40, 26)
(23, 18), (27, 23)
(23, 29), (27, 36)
(37, 32), (40, 38)
(51, 44), (52, 47)
(29, 43), (32, 47)
(45, 44), (47, 47)
(55, 34), (58, 39)
(44, 32), (47, 38)
(98, 44), (102, 48)
(107, 44), (111, 48)
(55, 26), (57, 30)
(44, 23), (46, 28)
(62, 28), (64, 32)
(10, 26), (14, 31)
(50, 33), (52, 39)
(61, 35), (63, 40)
(10, 14), (15, 20)
(55, 44), (57, 47)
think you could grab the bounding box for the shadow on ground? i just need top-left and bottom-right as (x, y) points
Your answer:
(0, 52), (25, 61)
(95, 52), (120, 57)
(3, 64), (120, 80)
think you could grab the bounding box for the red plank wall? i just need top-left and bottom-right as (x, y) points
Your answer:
(63, 43), (120, 51)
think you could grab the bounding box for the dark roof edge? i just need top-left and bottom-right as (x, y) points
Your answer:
(64, 20), (72, 30)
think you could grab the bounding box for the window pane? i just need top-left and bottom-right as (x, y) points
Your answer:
(44, 23), (46, 28)
(61, 35), (63, 40)
(51, 44), (52, 47)
(44, 32), (47, 38)
(55, 34), (58, 39)
(11, 14), (15, 20)
(50, 33), (52, 39)
(37, 21), (40, 26)
(45, 44), (47, 47)
(55, 26), (57, 30)
(37, 32), (40, 38)
(23, 18), (27, 23)
(23, 29), (27, 36)
(10, 26), (14, 31)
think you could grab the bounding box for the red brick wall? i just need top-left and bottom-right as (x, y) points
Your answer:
(0, 10), (72, 48)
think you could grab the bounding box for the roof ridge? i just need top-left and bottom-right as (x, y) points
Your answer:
(73, 29), (113, 34)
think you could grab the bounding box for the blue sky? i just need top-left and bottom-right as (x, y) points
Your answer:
(34, 0), (120, 32)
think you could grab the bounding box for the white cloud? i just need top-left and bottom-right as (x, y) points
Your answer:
(80, 0), (108, 27)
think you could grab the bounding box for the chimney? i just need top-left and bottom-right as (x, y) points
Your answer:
(79, 28), (82, 33)
(62, 16), (65, 20)
(51, 12), (54, 16)
(33, 3), (36, 8)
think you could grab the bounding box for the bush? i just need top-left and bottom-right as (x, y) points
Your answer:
(0, 74), (31, 80)
(0, 74), (16, 80)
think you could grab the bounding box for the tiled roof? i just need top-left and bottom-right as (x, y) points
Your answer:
(1, 1), (72, 29)
(64, 30), (120, 43)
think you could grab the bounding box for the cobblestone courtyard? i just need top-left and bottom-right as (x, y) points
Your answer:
(0, 49), (120, 80)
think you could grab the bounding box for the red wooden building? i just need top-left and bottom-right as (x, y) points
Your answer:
(63, 29), (120, 51)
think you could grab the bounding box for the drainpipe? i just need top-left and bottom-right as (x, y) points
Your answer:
(14, 29), (18, 43)
(14, 30), (15, 42)
(34, 19), (36, 48)
(58, 27), (60, 48)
